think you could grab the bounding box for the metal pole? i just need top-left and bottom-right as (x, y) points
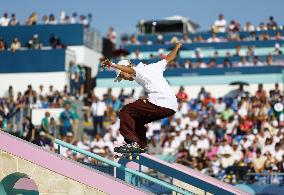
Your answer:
(55, 139), (192, 195)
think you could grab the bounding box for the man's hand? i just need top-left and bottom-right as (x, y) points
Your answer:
(101, 59), (114, 69)
(175, 42), (183, 50)
(165, 42), (183, 63)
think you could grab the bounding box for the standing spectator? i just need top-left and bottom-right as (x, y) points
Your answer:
(67, 61), (80, 96)
(243, 22), (255, 32)
(0, 13), (10, 26)
(107, 27), (117, 47)
(10, 37), (21, 52)
(255, 83), (267, 102)
(26, 12), (37, 25)
(182, 34), (192, 43)
(22, 116), (36, 142)
(78, 65), (86, 99)
(91, 96), (107, 136)
(267, 16), (278, 30)
(79, 15), (89, 28)
(41, 15), (49, 24)
(41, 112), (51, 134)
(59, 102), (76, 137)
(48, 14), (57, 24)
(213, 14), (227, 33)
(176, 86), (188, 102)
(70, 12), (77, 24)
(9, 13), (19, 26)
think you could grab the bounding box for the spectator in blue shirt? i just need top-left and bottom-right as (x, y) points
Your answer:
(59, 102), (76, 137)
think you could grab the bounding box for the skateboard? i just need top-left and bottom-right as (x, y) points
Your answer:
(114, 152), (140, 160)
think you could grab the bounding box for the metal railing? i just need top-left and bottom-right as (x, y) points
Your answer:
(55, 139), (193, 195)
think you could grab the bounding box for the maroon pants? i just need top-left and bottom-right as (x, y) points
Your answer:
(119, 99), (175, 148)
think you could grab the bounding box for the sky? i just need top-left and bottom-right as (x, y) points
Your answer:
(1, 0), (284, 37)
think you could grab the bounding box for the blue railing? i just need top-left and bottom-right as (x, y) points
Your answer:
(55, 139), (194, 195)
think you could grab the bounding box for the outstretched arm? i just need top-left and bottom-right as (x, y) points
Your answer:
(101, 59), (135, 75)
(165, 42), (183, 63)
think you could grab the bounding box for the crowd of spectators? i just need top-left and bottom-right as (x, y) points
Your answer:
(0, 34), (66, 52)
(122, 15), (284, 46)
(0, 11), (90, 28)
(0, 82), (283, 184)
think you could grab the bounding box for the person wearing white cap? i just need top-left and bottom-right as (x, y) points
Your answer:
(102, 42), (182, 153)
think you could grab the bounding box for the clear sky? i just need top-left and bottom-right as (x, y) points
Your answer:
(1, 0), (284, 36)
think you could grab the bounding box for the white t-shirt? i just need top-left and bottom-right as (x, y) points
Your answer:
(91, 101), (107, 116)
(0, 17), (10, 26)
(214, 19), (227, 33)
(133, 59), (178, 111)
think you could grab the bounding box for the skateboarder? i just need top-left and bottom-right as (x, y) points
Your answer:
(102, 42), (182, 153)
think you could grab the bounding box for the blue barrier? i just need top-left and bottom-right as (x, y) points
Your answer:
(137, 30), (284, 43)
(0, 49), (65, 73)
(124, 40), (284, 52)
(0, 24), (83, 46)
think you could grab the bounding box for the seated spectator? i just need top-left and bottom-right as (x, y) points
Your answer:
(157, 34), (164, 44)
(228, 20), (240, 32)
(234, 45), (245, 56)
(193, 34), (205, 42)
(142, 37), (152, 45)
(27, 34), (42, 49)
(227, 28), (240, 41)
(259, 33), (270, 41)
(273, 31), (284, 40)
(26, 12), (37, 25)
(207, 32), (220, 43)
(246, 31), (258, 41)
(49, 35), (65, 49)
(208, 58), (217, 68)
(223, 58), (232, 68)
(0, 13), (10, 26)
(22, 116), (36, 142)
(237, 56), (251, 67)
(256, 22), (267, 31)
(48, 14), (57, 24)
(182, 34), (192, 43)
(252, 148), (267, 173)
(10, 37), (21, 52)
(195, 59), (207, 68)
(9, 13), (19, 26)
(213, 14), (227, 33)
(130, 35), (140, 45)
(184, 59), (193, 69)
(265, 55), (275, 66)
(273, 43), (283, 55)
(267, 16), (278, 30)
(0, 37), (6, 51)
(243, 21), (255, 32)
(252, 56), (264, 66)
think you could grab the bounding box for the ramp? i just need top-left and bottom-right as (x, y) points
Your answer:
(0, 131), (147, 195)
